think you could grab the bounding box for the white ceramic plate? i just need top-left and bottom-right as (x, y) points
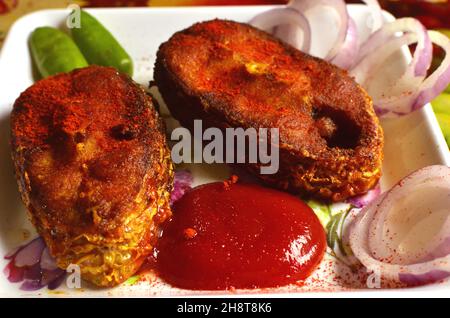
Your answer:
(0, 5), (449, 297)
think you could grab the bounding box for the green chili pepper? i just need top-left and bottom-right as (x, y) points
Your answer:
(71, 10), (133, 76)
(29, 27), (88, 78)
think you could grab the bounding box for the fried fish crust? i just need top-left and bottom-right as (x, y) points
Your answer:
(11, 66), (173, 287)
(154, 19), (383, 201)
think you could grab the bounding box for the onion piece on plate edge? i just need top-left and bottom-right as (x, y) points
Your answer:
(256, 0), (384, 69)
(361, 0), (384, 32)
(3, 237), (65, 290)
(288, 0), (349, 60)
(249, 1), (450, 117)
(249, 7), (311, 52)
(349, 165), (450, 286)
(330, 16), (359, 70)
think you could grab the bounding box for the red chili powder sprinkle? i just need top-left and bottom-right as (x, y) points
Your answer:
(183, 228), (197, 240)
(223, 175), (239, 190)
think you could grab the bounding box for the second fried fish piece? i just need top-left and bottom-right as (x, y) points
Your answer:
(154, 19), (383, 201)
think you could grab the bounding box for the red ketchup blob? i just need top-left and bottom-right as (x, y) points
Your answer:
(156, 181), (326, 290)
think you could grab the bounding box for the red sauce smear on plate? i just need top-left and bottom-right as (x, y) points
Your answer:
(156, 181), (326, 290)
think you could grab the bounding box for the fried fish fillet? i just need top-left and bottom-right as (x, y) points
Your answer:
(11, 66), (173, 287)
(154, 19), (383, 201)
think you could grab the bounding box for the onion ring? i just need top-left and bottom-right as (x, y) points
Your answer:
(14, 237), (45, 268)
(350, 18), (443, 116)
(372, 30), (449, 116)
(361, 0), (384, 32)
(250, 3), (450, 117)
(352, 18), (432, 82)
(288, 0), (349, 60)
(249, 7), (311, 52)
(330, 17), (359, 69)
(349, 165), (450, 285)
(413, 31), (450, 111)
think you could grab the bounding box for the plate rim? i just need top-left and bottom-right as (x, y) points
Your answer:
(1, 4), (450, 297)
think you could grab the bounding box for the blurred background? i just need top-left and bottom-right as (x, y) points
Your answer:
(1, 0), (450, 148)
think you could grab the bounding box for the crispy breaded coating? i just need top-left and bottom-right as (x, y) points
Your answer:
(154, 19), (383, 201)
(11, 66), (173, 287)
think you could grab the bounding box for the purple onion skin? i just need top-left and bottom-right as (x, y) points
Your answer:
(3, 236), (64, 291)
(20, 279), (43, 292)
(40, 247), (59, 271)
(14, 237), (45, 267)
(4, 246), (23, 260)
(41, 268), (65, 286)
(399, 270), (450, 287)
(170, 170), (193, 206)
(4, 261), (25, 283)
(398, 238), (450, 287)
(347, 183), (381, 208)
(23, 263), (42, 281)
(47, 273), (66, 290)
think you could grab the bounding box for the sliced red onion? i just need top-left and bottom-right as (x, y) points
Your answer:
(249, 3), (450, 117)
(330, 17), (359, 70)
(426, 237), (450, 261)
(4, 245), (23, 260)
(40, 247), (58, 271)
(354, 47), (424, 114)
(412, 31), (450, 111)
(347, 182), (381, 209)
(351, 33), (419, 95)
(23, 263), (42, 281)
(288, 0), (349, 60)
(348, 18), (450, 117)
(370, 30), (449, 116)
(399, 270), (450, 286)
(361, 0), (384, 32)
(3, 236), (65, 290)
(47, 272), (66, 290)
(368, 169), (450, 264)
(3, 260), (25, 283)
(20, 279), (43, 292)
(170, 169), (193, 206)
(249, 1), (382, 70)
(349, 165), (450, 286)
(249, 7), (311, 52)
(41, 268), (65, 287)
(352, 18), (432, 83)
(14, 237), (45, 268)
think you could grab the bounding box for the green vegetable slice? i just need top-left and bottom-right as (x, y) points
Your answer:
(71, 10), (134, 76)
(29, 27), (88, 78)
